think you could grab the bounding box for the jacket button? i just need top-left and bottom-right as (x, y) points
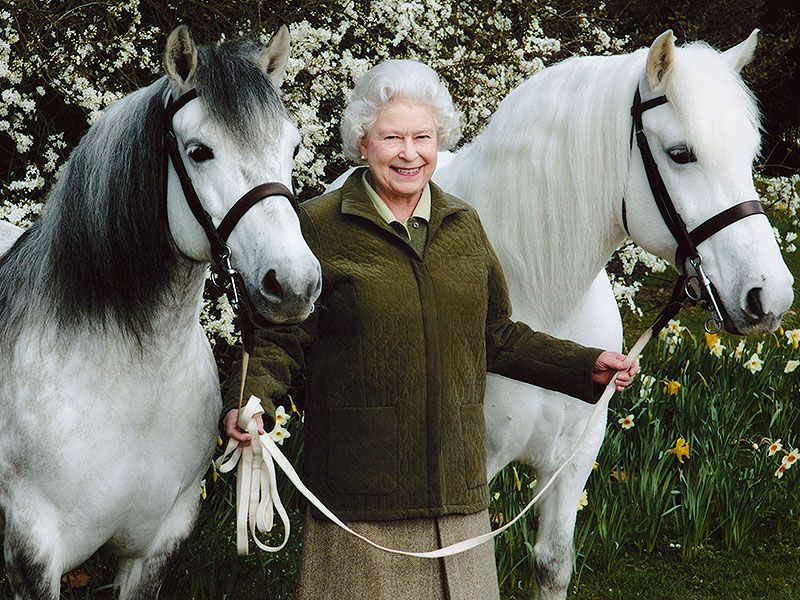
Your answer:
(412, 222), (420, 229)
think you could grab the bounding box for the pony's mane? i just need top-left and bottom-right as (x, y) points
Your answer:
(439, 42), (760, 323)
(0, 39), (286, 345)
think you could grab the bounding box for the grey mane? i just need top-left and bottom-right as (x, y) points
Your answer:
(0, 39), (286, 347)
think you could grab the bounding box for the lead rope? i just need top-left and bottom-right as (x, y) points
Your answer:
(217, 282), (687, 557)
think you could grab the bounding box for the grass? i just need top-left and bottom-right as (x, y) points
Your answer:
(568, 523), (800, 600)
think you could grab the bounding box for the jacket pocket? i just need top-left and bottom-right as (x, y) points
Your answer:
(328, 406), (398, 495)
(461, 403), (488, 490)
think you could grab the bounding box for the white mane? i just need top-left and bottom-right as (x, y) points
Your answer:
(437, 42), (760, 323)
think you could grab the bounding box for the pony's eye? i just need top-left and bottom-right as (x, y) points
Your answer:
(667, 145), (697, 164)
(188, 145), (214, 163)
(292, 144), (300, 159)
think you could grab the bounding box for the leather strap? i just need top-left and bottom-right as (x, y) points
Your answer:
(676, 200), (765, 267)
(217, 182), (297, 243)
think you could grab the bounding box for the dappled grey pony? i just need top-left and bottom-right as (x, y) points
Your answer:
(0, 26), (320, 599)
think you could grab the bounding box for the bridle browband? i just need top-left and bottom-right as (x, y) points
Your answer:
(164, 88), (299, 351)
(625, 86), (766, 334)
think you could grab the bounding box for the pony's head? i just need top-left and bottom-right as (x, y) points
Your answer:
(623, 30), (793, 334)
(163, 26), (320, 323)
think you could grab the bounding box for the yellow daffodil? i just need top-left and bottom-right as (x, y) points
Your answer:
(663, 380), (681, 395)
(593, 461), (599, 471)
(577, 489), (588, 511)
(512, 466), (522, 492)
(217, 435), (223, 447)
(211, 460), (219, 483)
(744, 353), (764, 374)
(704, 331), (719, 349)
(200, 478), (207, 500)
(289, 394), (299, 414)
(786, 329), (800, 349)
(269, 425), (291, 445)
(775, 464), (787, 479)
(618, 414), (635, 429)
(785, 360), (799, 374)
(668, 437), (690, 464)
(274, 405), (291, 427)
(768, 439), (783, 456)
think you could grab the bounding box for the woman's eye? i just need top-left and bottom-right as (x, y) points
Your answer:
(667, 145), (697, 164)
(188, 145), (214, 163)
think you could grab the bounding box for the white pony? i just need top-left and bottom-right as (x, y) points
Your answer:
(0, 26), (321, 600)
(331, 31), (793, 599)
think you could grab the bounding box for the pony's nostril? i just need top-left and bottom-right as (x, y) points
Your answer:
(262, 269), (283, 298)
(745, 287), (764, 317)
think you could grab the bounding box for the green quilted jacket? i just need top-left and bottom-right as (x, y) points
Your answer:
(223, 168), (603, 520)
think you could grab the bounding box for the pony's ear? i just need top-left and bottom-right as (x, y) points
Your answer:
(164, 25), (198, 88)
(722, 29), (759, 73)
(259, 24), (291, 87)
(645, 30), (676, 90)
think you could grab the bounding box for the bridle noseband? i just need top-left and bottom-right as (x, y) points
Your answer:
(164, 88), (300, 351)
(625, 86), (766, 333)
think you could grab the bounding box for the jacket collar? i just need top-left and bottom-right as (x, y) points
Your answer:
(340, 167), (467, 242)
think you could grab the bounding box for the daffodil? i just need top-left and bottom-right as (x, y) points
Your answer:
(743, 353), (764, 374)
(782, 448), (799, 469)
(289, 394), (299, 414)
(756, 341), (764, 354)
(639, 374), (655, 398)
(668, 437), (690, 464)
(768, 439), (783, 456)
(667, 319), (686, 335)
(786, 329), (800, 350)
(733, 340), (746, 360)
(512, 466), (522, 491)
(618, 414), (634, 429)
(663, 380), (681, 396)
(269, 425), (291, 445)
(577, 489), (588, 511)
(593, 461), (599, 471)
(704, 331), (719, 349)
(775, 464), (787, 479)
(785, 360), (799, 374)
(200, 478), (207, 500)
(274, 405), (291, 427)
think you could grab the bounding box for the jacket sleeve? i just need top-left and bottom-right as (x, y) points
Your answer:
(220, 318), (315, 433)
(219, 206), (321, 433)
(481, 222), (604, 404)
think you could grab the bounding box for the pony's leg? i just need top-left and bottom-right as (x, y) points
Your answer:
(3, 522), (61, 600)
(115, 487), (200, 600)
(532, 455), (597, 600)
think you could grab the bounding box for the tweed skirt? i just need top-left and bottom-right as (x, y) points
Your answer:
(297, 509), (500, 600)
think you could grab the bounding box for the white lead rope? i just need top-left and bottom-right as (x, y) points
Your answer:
(218, 328), (652, 558)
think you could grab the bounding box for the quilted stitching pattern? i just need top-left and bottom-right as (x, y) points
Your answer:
(230, 169), (602, 520)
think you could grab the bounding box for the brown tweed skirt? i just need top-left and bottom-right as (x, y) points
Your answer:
(297, 509), (500, 600)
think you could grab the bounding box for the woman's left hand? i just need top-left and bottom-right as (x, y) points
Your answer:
(592, 351), (638, 391)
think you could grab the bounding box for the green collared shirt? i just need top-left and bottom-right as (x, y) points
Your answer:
(362, 171), (430, 256)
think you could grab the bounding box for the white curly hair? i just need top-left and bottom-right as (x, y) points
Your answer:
(340, 59), (462, 163)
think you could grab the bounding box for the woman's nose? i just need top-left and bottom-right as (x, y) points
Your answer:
(399, 138), (418, 159)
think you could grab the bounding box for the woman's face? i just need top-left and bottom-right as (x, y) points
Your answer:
(359, 100), (438, 206)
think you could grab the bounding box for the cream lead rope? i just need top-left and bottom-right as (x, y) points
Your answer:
(215, 327), (651, 558)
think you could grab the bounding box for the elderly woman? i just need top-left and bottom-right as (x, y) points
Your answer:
(223, 59), (636, 600)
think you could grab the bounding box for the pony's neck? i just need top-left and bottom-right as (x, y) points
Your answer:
(438, 53), (644, 323)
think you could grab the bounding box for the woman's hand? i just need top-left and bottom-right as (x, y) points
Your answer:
(223, 409), (265, 448)
(592, 351), (638, 391)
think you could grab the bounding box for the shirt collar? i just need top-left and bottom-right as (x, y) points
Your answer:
(361, 170), (431, 226)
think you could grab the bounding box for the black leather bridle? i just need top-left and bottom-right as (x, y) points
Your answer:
(164, 88), (299, 351)
(624, 86), (767, 334)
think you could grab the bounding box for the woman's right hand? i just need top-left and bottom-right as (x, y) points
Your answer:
(223, 409), (265, 448)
